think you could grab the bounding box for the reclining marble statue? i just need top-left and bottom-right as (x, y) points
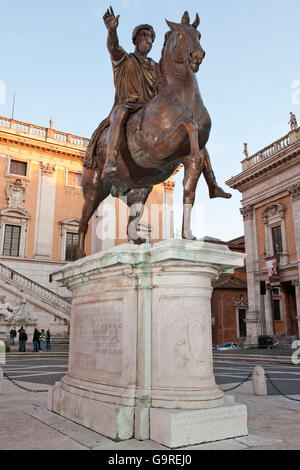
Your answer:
(77, 7), (231, 258)
(0, 296), (36, 325)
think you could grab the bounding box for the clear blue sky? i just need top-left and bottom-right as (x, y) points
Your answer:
(1, 0), (300, 240)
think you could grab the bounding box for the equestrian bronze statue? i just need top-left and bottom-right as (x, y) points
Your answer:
(77, 7), (231, 258)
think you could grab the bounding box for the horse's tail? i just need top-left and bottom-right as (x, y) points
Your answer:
(83, 117), (110, 170)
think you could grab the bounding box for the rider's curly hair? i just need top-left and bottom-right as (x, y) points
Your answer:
(132, 24), (156, 44)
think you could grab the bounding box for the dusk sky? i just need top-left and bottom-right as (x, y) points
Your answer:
(1, 0), (300, 241)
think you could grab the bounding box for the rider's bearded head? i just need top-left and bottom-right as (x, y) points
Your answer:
(132, 24), (155, 55)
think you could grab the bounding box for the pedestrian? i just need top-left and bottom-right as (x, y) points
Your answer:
(19, 329), (28, 352)
(18, 326), (24, 337)
(9, 327), (17, 345)
(33, 328), (40, 352)
(39, 329), (46, 351)
(46, 329), (51, 350)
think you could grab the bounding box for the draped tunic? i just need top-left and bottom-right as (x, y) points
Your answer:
(84, 52), (159, 169)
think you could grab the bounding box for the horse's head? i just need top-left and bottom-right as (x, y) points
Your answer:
(164, 11), (205, 74)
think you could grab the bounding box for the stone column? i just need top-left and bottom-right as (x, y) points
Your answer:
(241, 205), (260, 345)
(162, 179), (175, 240)
(264, 287), (274, 336)
(33, 163), (56, 259)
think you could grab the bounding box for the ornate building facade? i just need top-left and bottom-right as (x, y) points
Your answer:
(0, 116), (174, 340)
(227, 120), (300, 344)
(210, 236), (248, 345)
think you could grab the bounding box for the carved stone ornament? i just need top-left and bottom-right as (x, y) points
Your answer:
(261, 202), (286, 220)
(6, 179), (26, 208)
(240, 205), (254, 221)
(0, 297), (36, 325)
(40, 162), (56, 175)
(288, 182), (300, 201)
(163, 179), (176, 191)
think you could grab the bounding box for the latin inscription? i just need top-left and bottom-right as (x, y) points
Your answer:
(70, 303), (123, 372)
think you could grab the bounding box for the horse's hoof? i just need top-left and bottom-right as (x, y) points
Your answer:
(128, 236), (147, 245)
(182, 232), (197, 241)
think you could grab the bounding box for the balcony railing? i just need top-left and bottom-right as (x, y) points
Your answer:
(242, 133), (293, 171)
(0, 116), (89, 149)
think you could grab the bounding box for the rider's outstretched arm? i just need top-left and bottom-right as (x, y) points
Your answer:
(103, 6), (126, 62)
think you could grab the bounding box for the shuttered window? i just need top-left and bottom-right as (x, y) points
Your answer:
(65, 232), (79, 261)
(2, 225), (21, 256)
(10, 160), (27, 176)
(272, 226), (283, 256)
(67, 172), (82, 187)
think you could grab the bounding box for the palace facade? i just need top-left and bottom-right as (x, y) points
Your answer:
(227, 120), (300, 344)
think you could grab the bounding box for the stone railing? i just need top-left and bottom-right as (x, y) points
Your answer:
(242, 133), (292, 170)
(0, 262), (71, 315)
(0, 116), (89, 149)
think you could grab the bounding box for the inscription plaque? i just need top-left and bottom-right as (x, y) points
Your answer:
(69, 301), (123, 378)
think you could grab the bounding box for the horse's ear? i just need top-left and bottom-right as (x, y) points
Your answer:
(181, 11), (190, 24)
(192, 13), (200, 29)
(166, 19), (179, 31)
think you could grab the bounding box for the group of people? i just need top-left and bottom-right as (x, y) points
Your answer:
(32, 328), (51, 352)
(9, 327), (51, 352)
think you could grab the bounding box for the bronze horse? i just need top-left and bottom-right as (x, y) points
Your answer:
(77, 12), (215, 258)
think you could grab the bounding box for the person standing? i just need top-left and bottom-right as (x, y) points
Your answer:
(19, 329), (28, 352)
(9, 327), (17, 345)
(39, 329), (46, 351)
(33, 328), (40, 352)
(46, 329), (51, 351)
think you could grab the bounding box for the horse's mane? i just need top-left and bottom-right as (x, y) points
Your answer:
(158, 30), (172, 90)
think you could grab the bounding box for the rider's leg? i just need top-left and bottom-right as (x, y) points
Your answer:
(102, 105), (129, 179)
(182, 150), (205, 240)
(202, 147), (231, 199)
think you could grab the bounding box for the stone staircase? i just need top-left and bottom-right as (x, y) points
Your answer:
(0, 262), (71, 321)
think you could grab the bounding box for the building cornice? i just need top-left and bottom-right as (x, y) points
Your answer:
(0, 130), (85, 162)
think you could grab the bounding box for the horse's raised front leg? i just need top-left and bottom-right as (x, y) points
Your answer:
(182, 149), (205, 240)
(123, 187), (152, 245)
(77, 169), (111, 259)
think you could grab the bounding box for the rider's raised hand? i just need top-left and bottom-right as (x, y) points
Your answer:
(103, 6), (120, 32)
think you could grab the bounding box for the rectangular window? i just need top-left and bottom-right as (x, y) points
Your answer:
(2, 225), (21, 257)
(238, 309), (247, 338)
(65, 232), (79, 261)
(273, 299), (281, 321)
(272, 226), (283, 256)
(67, 172), (82, 187)
(10, 159), (27, 176)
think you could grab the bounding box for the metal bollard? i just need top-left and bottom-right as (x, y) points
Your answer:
(252, 366), (267, 396)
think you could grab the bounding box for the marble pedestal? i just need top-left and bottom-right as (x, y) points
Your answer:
(48, 240), (248, 447)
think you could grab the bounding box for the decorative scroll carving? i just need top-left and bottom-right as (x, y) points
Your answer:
(288, 182), (300, 201)
(40, 162), (56, 175)
(6, 179), (26, 208)
(163, 179), (175, 191)
(261, 202), (286, 221)
(240, 205), (254, 221)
